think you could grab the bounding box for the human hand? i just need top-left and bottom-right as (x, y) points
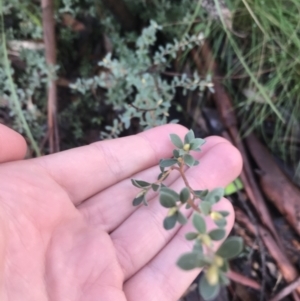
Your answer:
(0, 124), (242, 301)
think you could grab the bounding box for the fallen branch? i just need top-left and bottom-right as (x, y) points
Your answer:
(228, 270), (261, 290)
(41, 0), (59, 153)
(245, 134), (300, 236)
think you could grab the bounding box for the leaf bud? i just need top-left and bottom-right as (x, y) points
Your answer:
(210, 211), (223, 221)
(201, 234), (212, 247)
(183, 143), (190, 151)
(206, 265), (219, 286)
(214, 256), (224, 267)
(168, 207), (178, 216)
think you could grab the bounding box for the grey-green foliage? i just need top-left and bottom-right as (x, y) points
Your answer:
(3, 0), (43, 39)
(124, 0), (201, 38)
(59, 0), (97, 17)
(1, 0), (211, 150)
(70, 21), (210, 138)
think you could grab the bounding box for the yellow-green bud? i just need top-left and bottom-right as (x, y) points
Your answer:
(183, 143), (190, 151)
(168, 207), (178, 216)
(214, 256), (224, 267)
(206, 265), (219, 286)
(210, 211), (223, 221)
(201, 234), (212, 247)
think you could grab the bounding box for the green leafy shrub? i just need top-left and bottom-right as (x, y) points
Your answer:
(1, 0), (212, 151)
(69, 20), (211, 138)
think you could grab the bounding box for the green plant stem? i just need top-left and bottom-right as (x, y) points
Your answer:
(0, 0), (41, 156)
(171, 162), (201, 213)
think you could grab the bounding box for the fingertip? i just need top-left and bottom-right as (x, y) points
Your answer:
(202, 136), (243, 178)
(0, 124), (27, 162)
(219, 141), (243, 178)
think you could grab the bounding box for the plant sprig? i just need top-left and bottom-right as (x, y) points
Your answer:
(131, 129), (243, 300)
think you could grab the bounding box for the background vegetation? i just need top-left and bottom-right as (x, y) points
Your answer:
(1, 0), (300, 300)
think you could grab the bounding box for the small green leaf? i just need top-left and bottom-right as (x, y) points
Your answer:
(183, 154), (195, 167)
(173, 149), (180, 158)
(180, 187), (190, 203)
(159, 192), (177, 208)
(216, 236), (243, 259)
(194, 189), (209, 198)
(208, 229), (226, 241)
(177, 211), (187, 225)
(185, 232), (198, 240)
(199, 275), (220, 301)
(163, 215), (177, 230)
(214, 218), (227, 228)
(152, 183), (160, 191)
(219, 211), (230, 217)
(178, 149), (186, 156)
(159, 158), (178, 168)
(204, 188), (224, 204)
(193, 214), (206, 234)
(160, 187), (179, 199)
(131, 179), (151, 188)
(193, 240), (203, 253)
(193, 160), (199, 166)
(132, 194), (145, 206)
(184, 129), (195, 144)
(177, 252), (207, 270)
(190, 138), (205, 150)
(199, 202), (211, 215)
(170, 133), (183, 148)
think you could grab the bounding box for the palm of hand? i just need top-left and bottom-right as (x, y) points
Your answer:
(0, 125), (242, 301)
(2, 161), (125, 301)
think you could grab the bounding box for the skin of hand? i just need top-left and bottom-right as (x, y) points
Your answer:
(0, 123), (242, 301)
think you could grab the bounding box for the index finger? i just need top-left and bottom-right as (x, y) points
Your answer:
(32, 124), (189, 205)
